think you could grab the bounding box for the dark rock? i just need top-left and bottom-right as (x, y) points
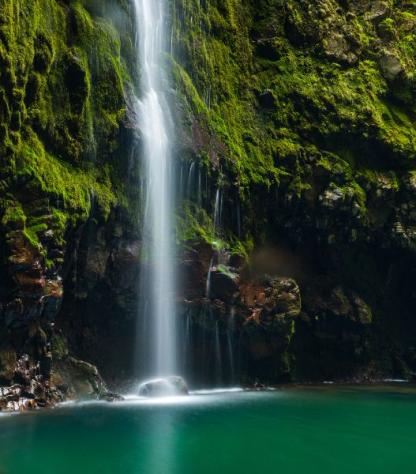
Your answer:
(209, 266), (239, 301)
(258, 90), (276, 109)
(180, 242), (213, 299)
(52, 357), (106, 399)
(263, 277), (302, 320)
(365, 1), (389, 21)
(379, 51), (403, 80)
(323, 32), (357, 64)
(99, 392), (125, 402)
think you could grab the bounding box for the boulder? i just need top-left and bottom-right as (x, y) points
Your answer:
(379, 51), (403, 80)
(99, 392), (125, 402)
(52, 357), (106, 399)
(365, 1), (389, 21)
(138, 376), (188, 397)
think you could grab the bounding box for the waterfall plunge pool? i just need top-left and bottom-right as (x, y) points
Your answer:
(1, 385), (415, 474)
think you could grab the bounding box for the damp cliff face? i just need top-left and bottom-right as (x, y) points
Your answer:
(173, 0), (416, 382)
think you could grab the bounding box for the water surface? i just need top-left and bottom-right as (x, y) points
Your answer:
(1, 385), (415, 474)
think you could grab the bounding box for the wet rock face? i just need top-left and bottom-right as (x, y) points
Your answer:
(0, 353), (61, 412)
(171, 0), (416, 383)
(178, 239), (383, 384)
(179, 245), (304, 382)
(1, 226), (63, 330)
(0, 208), (140, 409)
(263, 278), (301, 319)
(241, 278), (301, 374)
(209, 267), (240, 302)
(0, 351), (109, 412)
(57, 214), (141, 382)
(180, 243), (213, 299)
(0, 203), (107, 409)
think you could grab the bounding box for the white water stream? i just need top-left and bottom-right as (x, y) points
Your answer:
(133, 0), (176, 376)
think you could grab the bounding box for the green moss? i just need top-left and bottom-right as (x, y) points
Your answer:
(177, 201), (252, 260)
(379, 18), (397, 39)
(171, 0), (416, 258)
(216, 263), (238, 279)
(16, 133), (116, 220)
(173, 1), (282, 189)
(176, 202), (218, 246)
(1, 200), (26, 229)
(0, 0), (132, 271)
(24, 224), (48, 250)
(174, 0), (416, 178)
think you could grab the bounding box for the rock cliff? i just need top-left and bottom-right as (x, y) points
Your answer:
(173, 0), (416, 383)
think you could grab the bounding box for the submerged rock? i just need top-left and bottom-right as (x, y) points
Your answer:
(138, 376), (188, 397)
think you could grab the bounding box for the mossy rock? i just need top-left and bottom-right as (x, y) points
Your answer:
(0, 346), (16, 384)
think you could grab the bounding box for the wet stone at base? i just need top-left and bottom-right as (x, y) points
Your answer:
(138, 376), (189, 397)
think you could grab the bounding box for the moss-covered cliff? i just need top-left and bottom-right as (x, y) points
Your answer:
(0, 0), (139, 402)
(173, 0), (416, 382)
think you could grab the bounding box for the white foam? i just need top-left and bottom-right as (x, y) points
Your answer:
(190, 387), (245, 395)
(383, 378), (409, 383)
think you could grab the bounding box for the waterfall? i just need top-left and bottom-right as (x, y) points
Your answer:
(133, 0), (176, 377)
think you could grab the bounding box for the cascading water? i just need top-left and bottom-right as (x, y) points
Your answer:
(130, 4), (240, 388)
(132, 0), (176, 378)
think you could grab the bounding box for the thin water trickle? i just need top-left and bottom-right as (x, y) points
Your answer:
(197, 167), (202, 206)
(133, 0), (176, 377)
(205, 256), (214, 298)
(205, 188), (222, 298)
(214, 321), (222, 384)
(183, 312), (191, 373)
(227, 307), (236, 382)
(213, 188), (221, 230)
(187, 161), (195, 199)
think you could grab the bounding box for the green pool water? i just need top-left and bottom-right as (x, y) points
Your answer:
(1, 385), (415, 474)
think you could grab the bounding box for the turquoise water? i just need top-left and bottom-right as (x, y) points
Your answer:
(1, 385), (415, 474)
